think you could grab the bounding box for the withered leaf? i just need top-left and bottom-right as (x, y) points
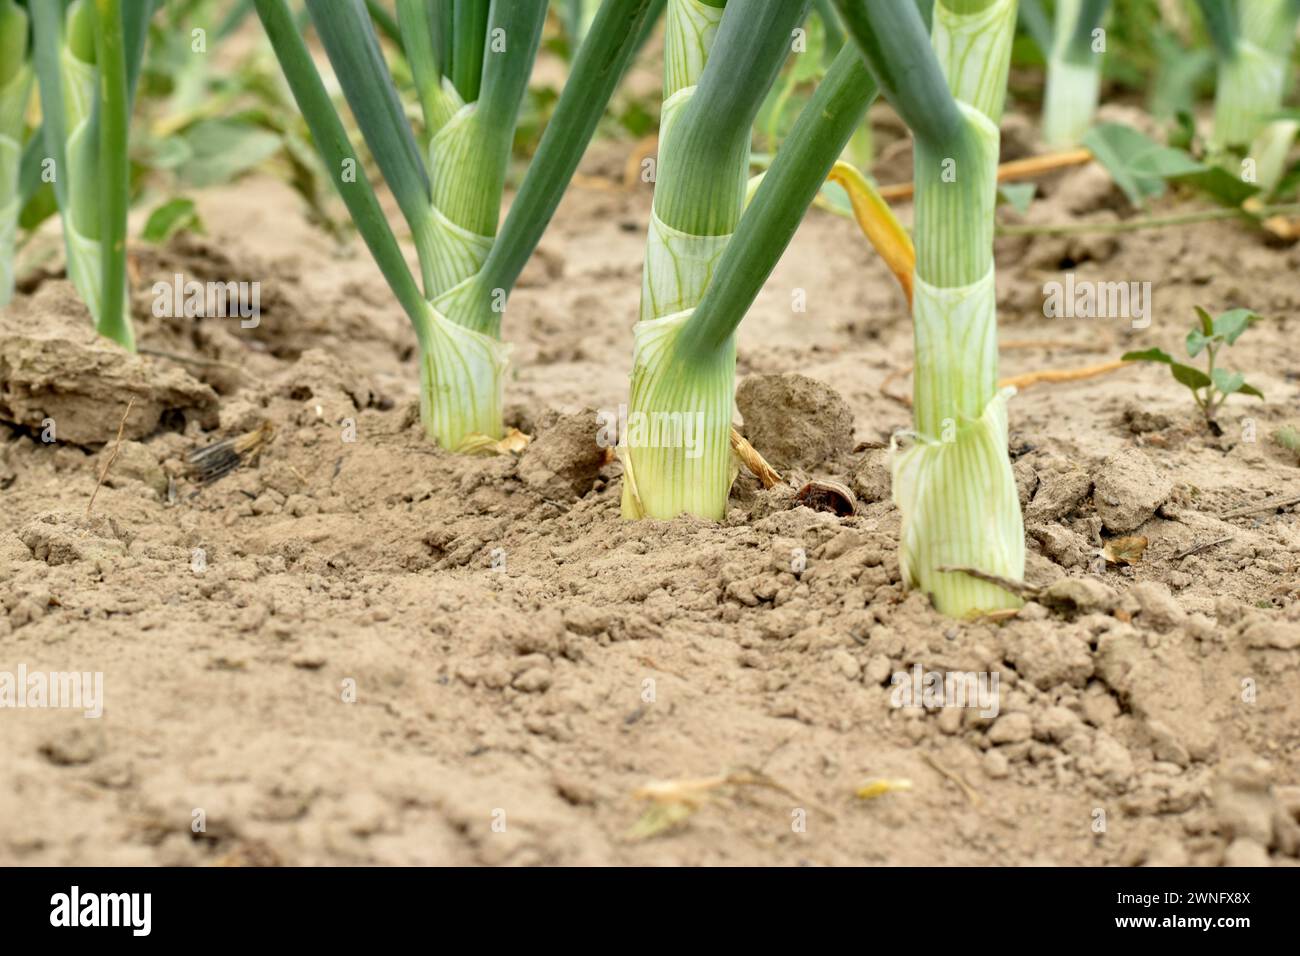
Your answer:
(1101, 535), (1148, 565)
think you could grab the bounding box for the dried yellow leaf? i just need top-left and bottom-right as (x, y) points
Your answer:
(856, 778), (913, 800)
(1101, 535), (1148, 566)
(457, 428), (531, 456)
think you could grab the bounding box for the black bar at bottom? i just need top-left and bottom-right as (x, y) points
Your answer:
(0, 866), (1279, 942)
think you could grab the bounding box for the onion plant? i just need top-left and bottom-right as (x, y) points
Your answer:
(1038, 0), (1110, 147)
(256, 0), (657, 452)
(1194, 0), (1300, 188)
(29, 0), (152, 349)
(622, 0), (889, 520)
(622, 0), (804, 519)
(834, 0), (1023, 618)
(0, 0), (32, 307)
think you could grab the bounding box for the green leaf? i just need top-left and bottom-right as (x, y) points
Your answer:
(1170, 165), (1261, 207)
(142, 197), (201, 244)
(1212, 308), (1258, 345)
(137, 135), (194, 171)
(18, 182), (59, 232)
(1211, 368), (1244, 395)
(1274, 159), (1300, 200)
(997, 182), (1036, 215)
(1083, 122), (1261, 209)
(1123, 348), (1212, 392)
(1147, 32), (1212, 120)
(1186, 329), (1211, 358)
(1129, 144), (1202, 178)
(1273, 425), (1300, 452)
(176, 119), (281, 187)
(1082, 123), (1175, 206)
(1122, 347), (1176, 365)
(1238, 382), (1264, 399)
(617, 97), (657, 139)
(1169, 362), (1213, 391)
(1167, 109), (1196, 151)
(1193, 305), (1214, 337)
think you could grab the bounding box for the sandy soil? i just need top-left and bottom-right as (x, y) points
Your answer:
(2, 111), (1299, 866)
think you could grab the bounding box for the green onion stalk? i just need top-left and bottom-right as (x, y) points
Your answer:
(320, 0), (549, 450)
(622, 39), (879, 521)
(622, 0), (814, 520)
(562, 0), (600, 46)
(1196, 0), (1300, 185)
(256, 0), (660, 451)
(1039, 0), (1110, 147)
(818, 0), (874, 178)
(564, 0), (666, 60)
(30, 0), (150, 348)
(0, 0), (33, 307)
(837, 0), (1024, 618)
(636, 0), (727, 329)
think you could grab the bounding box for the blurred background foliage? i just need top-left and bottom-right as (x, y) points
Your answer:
(13, 0), (1300, 256)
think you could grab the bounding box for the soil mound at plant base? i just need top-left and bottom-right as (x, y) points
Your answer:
(0, 282), (218, 446)
(518, 409), (607, 501)
(736, 373), (855, 471)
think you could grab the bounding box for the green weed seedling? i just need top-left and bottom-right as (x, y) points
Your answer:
(1123, 306), (1263, 424)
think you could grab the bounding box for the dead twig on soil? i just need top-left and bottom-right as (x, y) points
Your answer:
(1000, 359), (1130, 391)
(883, 357), (1131, 407)
(974, 607), (1021, 623)
(877, 148), (1093, 202)
(635, 655), (688, 681)
(1171, 535), (1234, 560)
(997, 202), (1300, 237)
(937, 565), (1038, 601)
(87, 399), (136, 515)
(920, 753), (981, 807)
(881, 366), (913, 407)
(1220, 492), (1300, 520)
(137, 347), (243, 373)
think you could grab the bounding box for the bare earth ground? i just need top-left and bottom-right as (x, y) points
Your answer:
(2, 113), (1299, 866)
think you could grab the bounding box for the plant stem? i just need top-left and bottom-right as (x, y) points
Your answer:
(397, 0), (446, 136)
(655, 0), (811, 237)
(437, 0), (547, 235)
(254, 0), (431, 344)
(472, 0), (663, 336)
(834, 0), (964, 148)
(306, 0), (433, 255)
(365, 0), (403, 46)
(30, 2), (69, 213)
(92, 0), (133, 350)
(449, 0), (489, 103)
(676, 42), (878, 356)
(996, 202), (1300, 235)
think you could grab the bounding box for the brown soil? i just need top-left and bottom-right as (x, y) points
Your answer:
(2, 126), (1299, 866)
